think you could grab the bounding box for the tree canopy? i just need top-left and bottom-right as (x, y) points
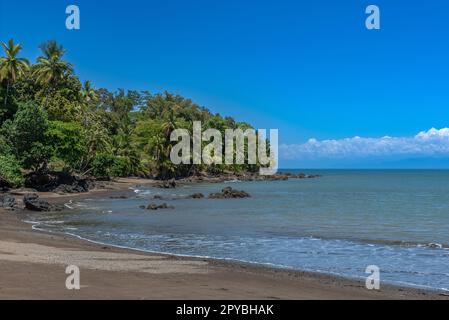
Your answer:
(0, 39), (260, 187)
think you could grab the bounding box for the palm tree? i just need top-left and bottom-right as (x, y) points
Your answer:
(80, 80), (98, 126)
(81, 80), (97, 104)
(113, 122), (141, 175)
(149, 131), (179, 179)
(80, 112), (113, 175)
(33, 41), (73, 107)
(151, 134), (167, 164)
(0, 39), (29, 108)
(162, 110), (178, 139)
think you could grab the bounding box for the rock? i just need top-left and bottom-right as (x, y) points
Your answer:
(110, 195), (129, 199)
(25, 172), (95, 193)
(0, 176), (12, 192)
(179, 172), (322, 183)
(151, 193), (204, 201)
(154, 179), (177, 189)
(292, 173), (322, 179)
(23, 194), (62, 212)
(147, 203), (158, 210)
(23, 194), (50, 212)
(0, 195), (16, 209)
(209, 187), (251, 199)
(146, 203), (174, 210)
(189, 193), (205, 199)
(168, 178), (177, 188)
(152, 195), (179, 201)
(263, 174), (288, 181)
(158, 203), (174, 209)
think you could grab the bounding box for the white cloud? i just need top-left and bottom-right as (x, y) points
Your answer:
(280, 128), (449, 160)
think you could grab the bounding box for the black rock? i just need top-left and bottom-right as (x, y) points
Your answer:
(188, 193), (205, 199)
(209, 187), (251, 199)
(293, 173), (322, 179)
(23, 194), (62, 212)
(154, 179), (177, 189)
(110, 195), (129, 199)
(0, 176), (12, 192)
(25, 172), (94, 193)
(146, 203), (174, 210)
(0, 195), (16, 209)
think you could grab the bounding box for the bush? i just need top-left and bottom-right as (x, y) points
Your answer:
(0, 155), (24, 188)
(0, 134), (11, 155)
(110, 157), (132, 177)
(46, 121), (87, 169)
(91, 153), (116, 178)
(4, 102), (52, 171)
(91, 154), (136, 178)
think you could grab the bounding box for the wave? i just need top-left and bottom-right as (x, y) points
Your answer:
(21, 218), (449, 292)
(357, 239), (449, 250)
(224, 179), (241, 183)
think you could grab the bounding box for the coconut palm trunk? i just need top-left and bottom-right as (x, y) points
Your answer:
(4, 80), (10, 108)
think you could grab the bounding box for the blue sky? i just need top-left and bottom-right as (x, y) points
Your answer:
(1, 0), (449, 168)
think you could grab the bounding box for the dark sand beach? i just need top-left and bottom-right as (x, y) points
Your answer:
(0, 178), (447, 300)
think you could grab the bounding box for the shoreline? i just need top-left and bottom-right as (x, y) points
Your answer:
(1, 178), (448, 300)
(27, 223), (449, 294)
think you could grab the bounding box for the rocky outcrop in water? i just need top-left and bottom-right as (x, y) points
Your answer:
(188, 193), (205, 199)
(209, 187), (251, 199)
(23, 194), (63, 212)
(150, 193), (205, 201)
(110, 195), (129, 199)
(181, 172), (322, 184)
(146, 203), (174, 210)
(154, 178), (177, 189)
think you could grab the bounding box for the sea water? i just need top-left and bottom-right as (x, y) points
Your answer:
(25, 170), (449, 291)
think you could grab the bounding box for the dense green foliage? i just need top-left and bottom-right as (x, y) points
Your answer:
(0, 154), (24, 187)
(0, 39), (259, 186)
(46, 120), (86, 170)
(3, 101), (52, 171)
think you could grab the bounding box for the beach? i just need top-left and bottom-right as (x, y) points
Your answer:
(2, 0), (448, 302)
(0, 178), (447, 300)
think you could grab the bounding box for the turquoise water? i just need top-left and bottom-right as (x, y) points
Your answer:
(26, 170), (449, 290)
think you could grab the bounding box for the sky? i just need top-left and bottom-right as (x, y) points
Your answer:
(1, 0), (449, 168)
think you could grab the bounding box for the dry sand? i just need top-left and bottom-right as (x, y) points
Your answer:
(0, 178), (447, 300)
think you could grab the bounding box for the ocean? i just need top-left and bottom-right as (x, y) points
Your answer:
(25, 170), (449, 291)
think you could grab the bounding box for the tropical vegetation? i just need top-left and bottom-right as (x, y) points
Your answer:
(0, 39), (260, 187)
